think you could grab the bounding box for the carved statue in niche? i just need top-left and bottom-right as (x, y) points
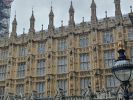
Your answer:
(93, 46), (97, 52)
(48, 54), (51, 59)
(93, 45), (97, 68)
(95, 77), (99, 92)
(70, 39), (72, 46)
(8, 60), (11, 64)
(9, 51), (11, 56)
(47, 75), (51, 82)
(28, 42), (31, 51)
(93, 36), (96, 43)
(70, 72), (75, 80)
(47, 76), (50, 89)
(70, 50), (73, 56)
(123, 28), (126, 33)
(28, 56), (30, 61)
(118, 32), (122, 38)
(26, 79), (29, 84)
(6, 83), (9, 87)
(70, 57), (73, 64)
(92, 32), (96, 43)
(94, 54), (97, 67)
(48, 41), (51, 49)
(27, 57), (30, 67)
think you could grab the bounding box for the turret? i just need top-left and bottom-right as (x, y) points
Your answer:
(29, 9), (35, 33)
(68, 1), (75, 27)
(48, 6), (54, 31)
(91, 0), (97, 28)
(114, 0), (122, 21)
(11, 14), (17, 37)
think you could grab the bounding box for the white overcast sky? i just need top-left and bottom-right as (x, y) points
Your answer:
(10, 0), (133, 35)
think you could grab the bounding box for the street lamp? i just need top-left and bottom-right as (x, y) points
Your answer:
(112, 43), (133, 100)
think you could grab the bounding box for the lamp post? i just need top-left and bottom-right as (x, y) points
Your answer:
(112, 43), (133, 100)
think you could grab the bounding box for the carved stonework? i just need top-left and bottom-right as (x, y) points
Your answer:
(0, 1), (132, 98)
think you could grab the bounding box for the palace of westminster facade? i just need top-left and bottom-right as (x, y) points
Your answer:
(0, 0), (133, 98)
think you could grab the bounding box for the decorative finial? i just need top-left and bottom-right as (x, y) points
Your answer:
(51, 6), (52, 11)
(41, 24), (43, 31)
(61, 20), (63, 27)
(51, 1), (52, 6)
(70, 0), (73, 9)
(15, 11), (16, 18)
(49, 1), (54, 16)
(51, 1), (53, 9)
(91, 0), (96, 8)
(23, 28), (25, 34)
(32, 7), (34, 15)
(130, 6), (132, 13)
(82, 17), (84, 23)
(71, 0), (72, 5)
(105, 11), (107, 18)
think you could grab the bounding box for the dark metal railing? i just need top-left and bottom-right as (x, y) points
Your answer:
(0, 95), (4, 100)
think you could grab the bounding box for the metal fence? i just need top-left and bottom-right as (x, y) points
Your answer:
(34, 96), (117, 100)
(0, 95), (4, 100)
(35, 97), (133, 100)
(1, 95), (133, 100)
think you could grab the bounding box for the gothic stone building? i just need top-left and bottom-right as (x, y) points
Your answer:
(0, 0), (133, 98)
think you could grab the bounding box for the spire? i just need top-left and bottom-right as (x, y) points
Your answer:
(91, 0), (96, 8)
(130, 6), (132, 13)
(60, 20), (64, 32)
(41, 24), (44, 37)
(23, 28), (25, 34)
(81, 17), (85, 26)
(48, 5), (54, 31)
(49, 1), (54, 16)
(104, 11), (109, 29)
(41, 24), (43, 31)
(69, 1), (74, 13)
(105, 11), (107, 18)
(61, 20), (63, 27)
(114, 0), (122, 21)
(81, 17), (85, 31)
(68, 1), (75, 27)
(82, 17), (85, 23)
(49, 6), (54, 17)
(91, 0), (97, 28)
(11, 13), (17, 37)
(29, 8), (35, 33)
